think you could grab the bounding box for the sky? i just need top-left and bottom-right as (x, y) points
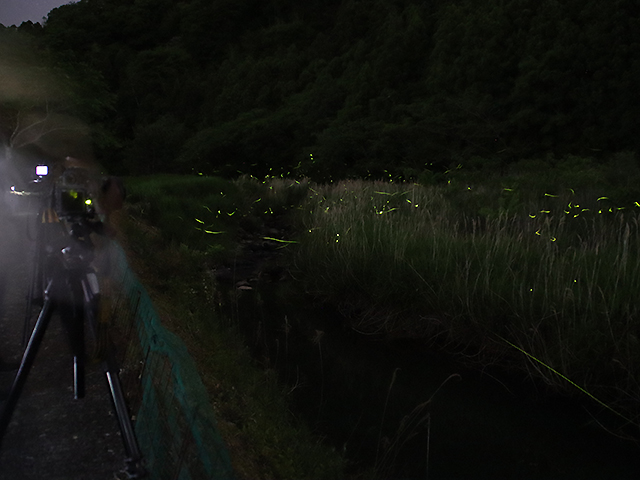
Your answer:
(0, 0), (77, 27)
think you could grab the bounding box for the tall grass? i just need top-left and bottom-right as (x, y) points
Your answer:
(125, 174), (243, 254)
(120, 174), (346, 479)
(292, 179), (640, 426)
(124, 174), (309, 256)
(124, 173), (640, 429)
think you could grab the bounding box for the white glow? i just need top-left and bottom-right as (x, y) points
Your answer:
(35, 165), (48, 176)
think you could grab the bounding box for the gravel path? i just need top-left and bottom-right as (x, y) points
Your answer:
(0, 207), (127, 479)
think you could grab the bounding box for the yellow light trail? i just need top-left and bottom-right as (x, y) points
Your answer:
(496, 335), (633, 424)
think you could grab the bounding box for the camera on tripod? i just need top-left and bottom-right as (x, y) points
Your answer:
(10, 164), (92, 223)
(46, 166), (97, 224)
(17, 164), (102, 273)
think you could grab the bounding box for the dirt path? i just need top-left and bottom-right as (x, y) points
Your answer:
(0, 209), (126, 479)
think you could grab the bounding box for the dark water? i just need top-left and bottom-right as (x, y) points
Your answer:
(225, 280), (640, 479)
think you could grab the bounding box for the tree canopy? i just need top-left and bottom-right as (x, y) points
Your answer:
(5, 0), (638, 178)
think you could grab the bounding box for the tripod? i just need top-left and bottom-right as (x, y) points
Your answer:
(0, 190), (147, 477)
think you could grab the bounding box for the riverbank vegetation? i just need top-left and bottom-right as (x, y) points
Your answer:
(123, 161), (640, 451)
(119, 175), (347, 480)
(292, 158), (640, 433)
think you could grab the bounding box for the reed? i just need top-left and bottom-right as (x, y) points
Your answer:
(292, 179), (640, 426)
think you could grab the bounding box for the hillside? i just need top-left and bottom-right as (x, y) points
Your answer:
(3, 0), (638, 179)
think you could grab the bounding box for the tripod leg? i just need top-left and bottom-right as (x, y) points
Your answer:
(0, 291), (55, 448)
(22, 214), (44, 348)
(73, 355), (85, 400)
(72, 298), (85, 400)
(104, 360), (147, 477)
(61, 278), (86, 400)
(22, 259), (38, 347)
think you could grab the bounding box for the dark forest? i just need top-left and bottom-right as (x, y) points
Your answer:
(2, 0), (639, 180)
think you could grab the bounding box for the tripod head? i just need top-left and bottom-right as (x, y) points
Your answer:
(59, 222), (95, 272)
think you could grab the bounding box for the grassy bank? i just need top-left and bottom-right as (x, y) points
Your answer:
(291, 169), (640, 432)
(120, 166), (640, 462)
(118, 174), (346, 479)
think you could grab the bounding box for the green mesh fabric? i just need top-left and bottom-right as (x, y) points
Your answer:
(107, 242), (234, 480)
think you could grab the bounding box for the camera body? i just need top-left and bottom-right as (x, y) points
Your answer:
(36, 167), (100, 272)
(52, 167), (96, 223)
(9, 164), (92, 218)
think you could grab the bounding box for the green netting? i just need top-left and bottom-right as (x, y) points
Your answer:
(106, 241), (234, 480)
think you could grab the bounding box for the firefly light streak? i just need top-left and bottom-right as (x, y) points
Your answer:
(497, 334), (633, 424)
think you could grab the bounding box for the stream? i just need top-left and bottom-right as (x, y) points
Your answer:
(221, 277), (640, 479)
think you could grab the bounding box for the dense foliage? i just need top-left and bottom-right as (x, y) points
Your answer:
(0, 23), (114, 170)
(2, 0), (640, 179)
